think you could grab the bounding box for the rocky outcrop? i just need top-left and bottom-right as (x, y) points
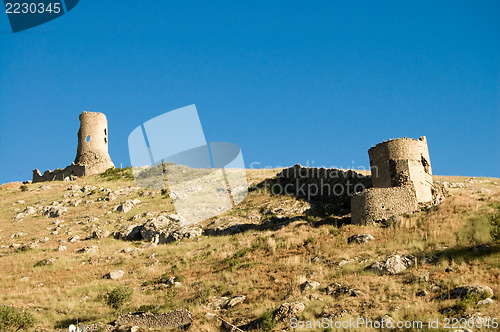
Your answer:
(140, 214), (202, 244)
(347, 234), (374, 244)
(274, 301), (305, 322)
(300, 280), (320, 293)
(114, 214), (202, 244)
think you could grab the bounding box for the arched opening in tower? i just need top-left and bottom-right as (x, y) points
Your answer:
(86, 135), (91, 143)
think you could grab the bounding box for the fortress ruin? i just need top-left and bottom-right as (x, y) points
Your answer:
(351, 136), (434, 225)
(272, 136), (437, 225)
(33, 111), (114, 182)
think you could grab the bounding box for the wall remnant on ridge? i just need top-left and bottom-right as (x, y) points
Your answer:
(273, 164), (372, 209)
(33, 111), (114, 183)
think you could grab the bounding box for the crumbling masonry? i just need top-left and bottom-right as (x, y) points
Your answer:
(33, 111), (114, 182)
(351, 136), (434, 225)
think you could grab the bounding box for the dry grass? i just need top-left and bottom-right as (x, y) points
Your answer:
(0, 171), (499, 331)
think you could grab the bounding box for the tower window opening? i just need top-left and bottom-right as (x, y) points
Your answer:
(86, 135), (91, 143)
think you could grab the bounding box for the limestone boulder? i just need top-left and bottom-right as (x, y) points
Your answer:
(370, 254), (416, 275)
(104, 270), (125, 280)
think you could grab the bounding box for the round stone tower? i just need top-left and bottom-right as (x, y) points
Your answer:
(368, 136), (433, 203)
(74, 111), (114, 174)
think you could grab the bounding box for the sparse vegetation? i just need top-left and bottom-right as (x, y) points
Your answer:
(105, 286), (134, 310)
(0, 305), (35, 332)
(99, 167), (134, 181)
(259, 310), (276, 332)
(489, 203), (500, 243)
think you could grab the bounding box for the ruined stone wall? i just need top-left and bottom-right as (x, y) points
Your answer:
(74, 111), (114, 174)
(351, 187), (418, 225)
(368, 136), (433, 203)
(33, 164), (86, 182)
(274, 164), (372, 208)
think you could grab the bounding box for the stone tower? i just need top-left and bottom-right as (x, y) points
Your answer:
(33, 111), (114, 182)
(73, 111), (114, 175)
(351, 136), (434, 225)
(368, 136), (433, 203)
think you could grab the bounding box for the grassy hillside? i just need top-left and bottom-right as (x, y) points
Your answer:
(0, 169), (499, 331)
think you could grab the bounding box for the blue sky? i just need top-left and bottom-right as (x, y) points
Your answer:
(0, 1), (499, 184)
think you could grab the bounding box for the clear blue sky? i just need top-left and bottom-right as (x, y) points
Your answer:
(1, 1), (499, 184)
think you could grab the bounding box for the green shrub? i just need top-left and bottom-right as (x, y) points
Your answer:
(138, 304), (160, 313)
(259, 311), (276, 332)
(489, 203), (500, 243)
(0, 305), (35, 332)
(100, 167), (134, 181)
(105, 286), (133, 310)
(19, 185), (28, 192)
(303, 237), (314, 246)
(453, 293), (488, 315)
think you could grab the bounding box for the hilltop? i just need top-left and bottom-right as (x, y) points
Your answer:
(0, 168), (499, 331)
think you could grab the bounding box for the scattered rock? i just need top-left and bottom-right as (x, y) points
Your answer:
(445, 267), (454, 273)
(56, 246), (67, 251)
(42, 206), (67, 218)
(447, 285), (494, 300)
(477, 298), (493, 306)
(300, 280), (320, 293)
(347, 234), (374, 244)
(139, 214), (202, 244)
(261, 199), (310, 218)
(14, 206), (37, 220)
(370, 254), (416, 275)
(165, 277), (176, 286)
(415, 290), (428, 297)
(114, 224), (142, 241)
(104, 270), (125, 280)
(224, 295), (246, 309)
(274, 301), (305, 322)
(34, 258), (56, 267)
(325, 283), (360, 297)
(471, 244), (491, 254)
(75, 245), (99, 253)
(67, 185), (81, 191)
(10, 232), (27, 238)
(68, 235), (80, 243)
(92, 229), (110, 239)
(116, 200), (141, 213)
